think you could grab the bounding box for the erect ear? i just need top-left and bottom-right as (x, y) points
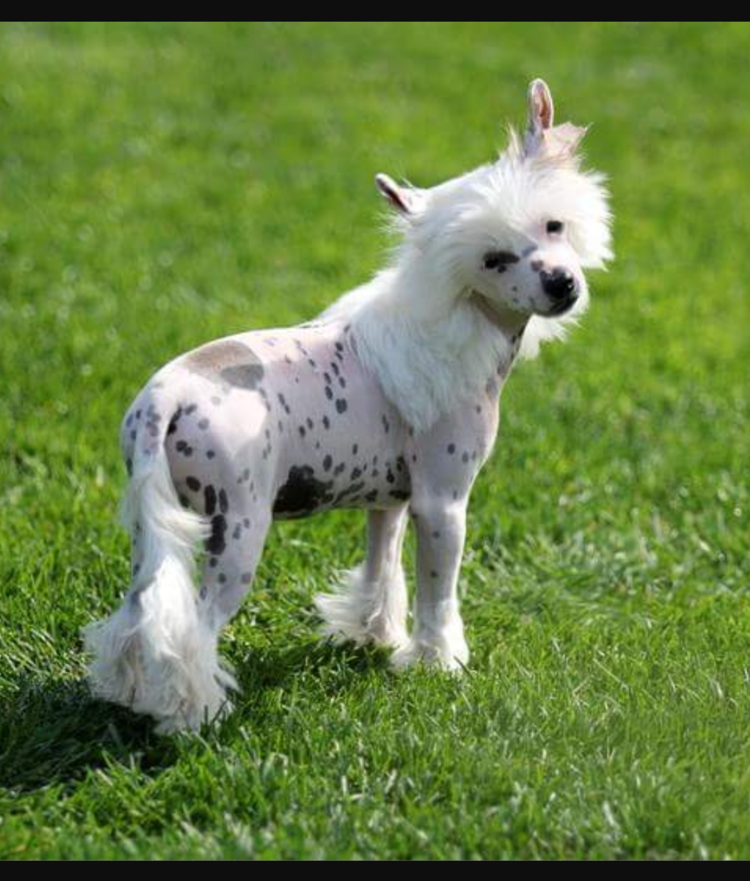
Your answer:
(544, 121), (589, 157)
(375, 173), (423, 217)
(523, 78), (588, 159)
(524, 78), (554, 156)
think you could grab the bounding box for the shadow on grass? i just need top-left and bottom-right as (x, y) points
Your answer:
(0, 638), (386, 794)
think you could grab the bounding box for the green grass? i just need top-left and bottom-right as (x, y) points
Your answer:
(0, 21), (749, 860)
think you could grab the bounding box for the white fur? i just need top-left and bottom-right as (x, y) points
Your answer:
(84, 408), (236, 734)
(323, 121), (611, 431)
(315, 562), (408, 650)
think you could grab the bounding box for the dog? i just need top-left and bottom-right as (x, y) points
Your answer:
(84, 79), (612, 733)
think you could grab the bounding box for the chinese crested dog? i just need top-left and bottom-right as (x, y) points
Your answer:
(84, 79), (612, 733)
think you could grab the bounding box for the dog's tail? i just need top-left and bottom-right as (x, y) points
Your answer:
(83, 384), (236, 734)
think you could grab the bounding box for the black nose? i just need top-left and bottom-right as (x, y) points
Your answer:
(541, 267), (577, 301)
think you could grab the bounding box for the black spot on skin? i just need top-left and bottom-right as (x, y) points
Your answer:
(432, 530), (441, 539)
(325, 386), (334, 401)
(204, 485), (217, 516)
(331, 362), (340, 377)
(187, 477), (201, 492)
(334, 463), (346, 477)
(335, 482), (366, 504)
(185, 405), (197, 416)
(219, 489), (229, 514)
(390, 490), (410, 501)
(484, 251), (520, 270)
(218, 573), (227, 585)
(176, 441), (187, 453)
(365, 490), (378, 503)
(273, 465), (334, 518)
(167, 407), (183, 435)
(306, 417), (314, 430)
(382, 415), (390, 434)
(336, 399), (348, 414)
(126, 459), (133, 476)
(462, 452), (470, 464)
(207, 450), (216, 460)
(447, 444), (456, 455)
(351, 467), (362, 481)
(188, 340), (265, 391)
(198, 418), (210, 430)
(299, 426), (306, 438)
(324, 372), (332, 385)
(430, 570), (439, 579)
(241, 572), (253, 585)
(209, 557), (219, 568)
(233, 524), (242, 541)
(206, 515), (227, 555)
(322, 416), (331, 430)
(323, 455), (333, 472)
(352, 444), (359, 456)
(339, 377), (346, 389)
(222, 362), (264, 390)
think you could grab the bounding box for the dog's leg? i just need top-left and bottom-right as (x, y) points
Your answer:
(315, 504), (409, 649)
(85, 438), (237, 735)
(391, 496), (469, 672)
(199, 505), (272, 634)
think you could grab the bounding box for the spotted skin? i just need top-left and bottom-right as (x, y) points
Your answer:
(120, 316), (518, 670)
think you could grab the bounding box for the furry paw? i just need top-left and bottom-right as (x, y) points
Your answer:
(390, 633), (470, 673)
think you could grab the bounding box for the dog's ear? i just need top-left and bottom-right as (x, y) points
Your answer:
(544, 121), (589, 157)
(375, 173), (423, 218)
(525, 78), (554, 153)
(524, 79), (587, 159)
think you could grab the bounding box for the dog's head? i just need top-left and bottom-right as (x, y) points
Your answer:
(376, 79), (612, 353)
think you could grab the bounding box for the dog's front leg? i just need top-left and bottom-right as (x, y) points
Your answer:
(391, 496), (469, 672)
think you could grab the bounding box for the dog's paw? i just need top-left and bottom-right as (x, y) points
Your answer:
(390, 635), (469, 673)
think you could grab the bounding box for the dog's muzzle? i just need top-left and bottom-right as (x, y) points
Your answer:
(541, 267), (579, 315)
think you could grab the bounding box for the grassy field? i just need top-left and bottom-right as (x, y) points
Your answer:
(0, 21), (749, 860)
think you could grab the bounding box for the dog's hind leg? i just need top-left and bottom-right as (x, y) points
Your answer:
(198, 499), (272, 635)
(315, 505), (409, 650)
(84, 394), (236, 735)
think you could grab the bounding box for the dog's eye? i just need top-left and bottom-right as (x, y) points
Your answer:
(484, 251), (519, 270)
(546, 220), (564, 235)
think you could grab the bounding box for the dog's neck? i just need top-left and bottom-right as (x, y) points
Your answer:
(468, 290), (529, 341)
(339, 264), (524, 433)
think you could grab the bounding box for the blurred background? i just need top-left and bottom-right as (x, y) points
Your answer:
(0, 23), (749, 860)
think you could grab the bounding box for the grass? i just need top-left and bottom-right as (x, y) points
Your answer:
(0, 21), (749, 860)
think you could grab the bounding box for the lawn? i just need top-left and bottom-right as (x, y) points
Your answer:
(0, 21), (749, 860)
